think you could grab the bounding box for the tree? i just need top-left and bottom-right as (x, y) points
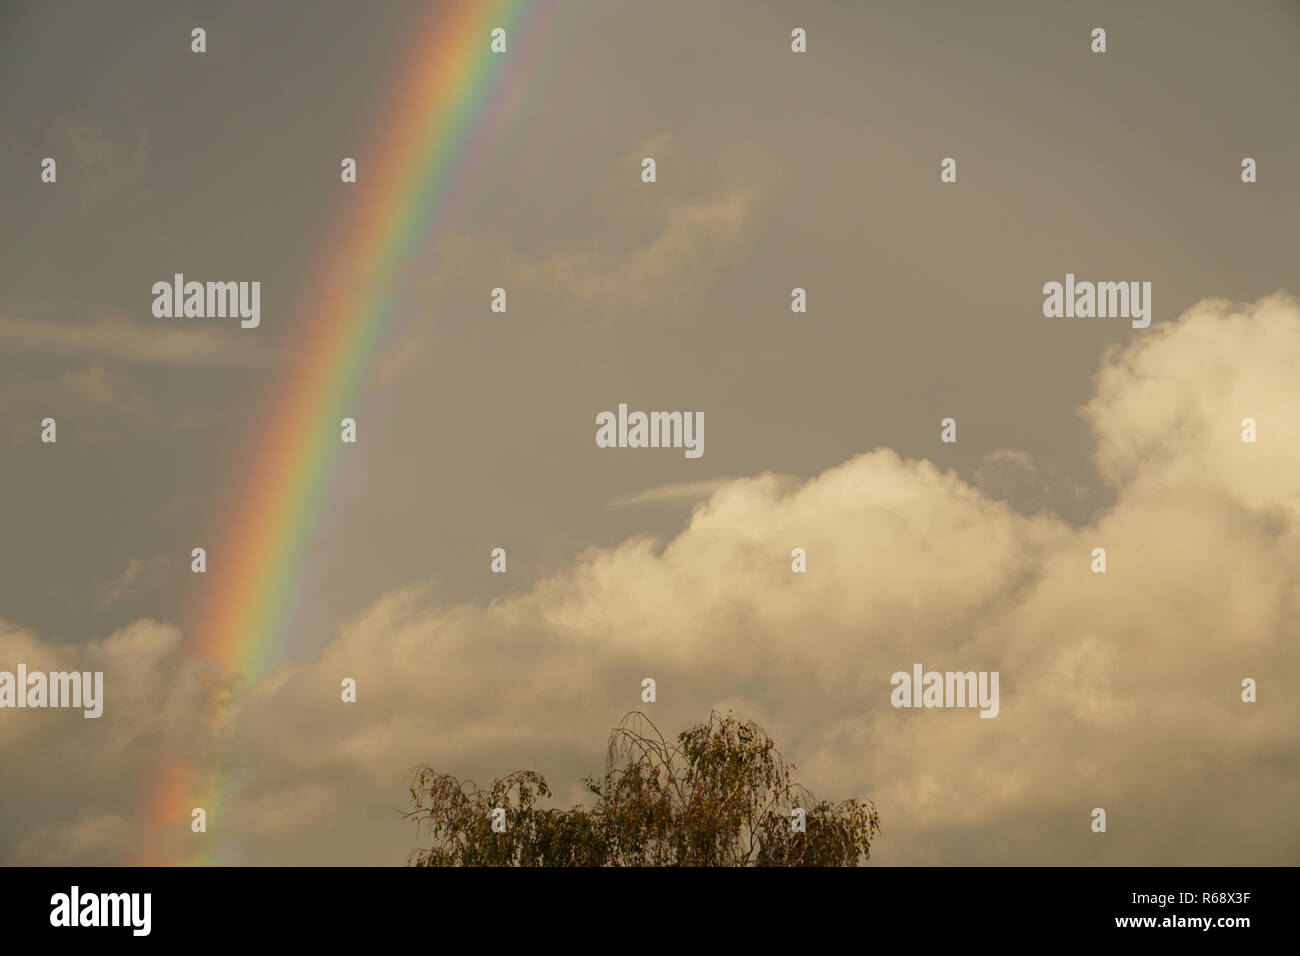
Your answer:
(404, 710), (881, 866)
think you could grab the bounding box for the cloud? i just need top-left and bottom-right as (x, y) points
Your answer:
(1083, 292), (1300, 511)
(608, 475), (795, 507)
(971, 449), (1071, 515)
(46, 114), (149, 203)
(0, 361), (160, 440)
(516, 138), (783, 311)
(93, 556), (172, 609)
(0, 303), (287, 440)
(12, 812), (135, 866)
(0, 313), (288, 367)
(0, 618), (215, 754)
(0, 619), (220, 862)
(60, 364), (157, 422)
(7, 294), (1300, 866)
(219, 294), (1300, 865)
(371, 140), (784, 386)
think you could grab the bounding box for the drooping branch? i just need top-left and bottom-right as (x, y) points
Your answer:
(405, 711), (880, 866)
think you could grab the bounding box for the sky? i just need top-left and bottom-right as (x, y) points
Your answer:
(1, 0), (1298, 865)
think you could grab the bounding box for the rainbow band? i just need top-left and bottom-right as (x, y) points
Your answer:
(141, 0), (539, 865)
(197, 0), (530, 675)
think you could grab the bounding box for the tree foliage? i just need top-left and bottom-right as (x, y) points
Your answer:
(404, 711), (880, 866)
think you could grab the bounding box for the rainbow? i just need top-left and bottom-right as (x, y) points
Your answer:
(137, 0), (548, 864)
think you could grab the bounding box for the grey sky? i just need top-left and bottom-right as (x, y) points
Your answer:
(1, 0), (1298, 865)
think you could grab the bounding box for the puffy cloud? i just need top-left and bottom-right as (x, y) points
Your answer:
(0, 619), (219, 861)
(1083, 292), (1300, 509)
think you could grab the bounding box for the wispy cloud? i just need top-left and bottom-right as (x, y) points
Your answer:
(516, 138), (783, 310)
(93, 556), (172, 609)
(0, 313), (287, 366)
(609, 475), (796, 507)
